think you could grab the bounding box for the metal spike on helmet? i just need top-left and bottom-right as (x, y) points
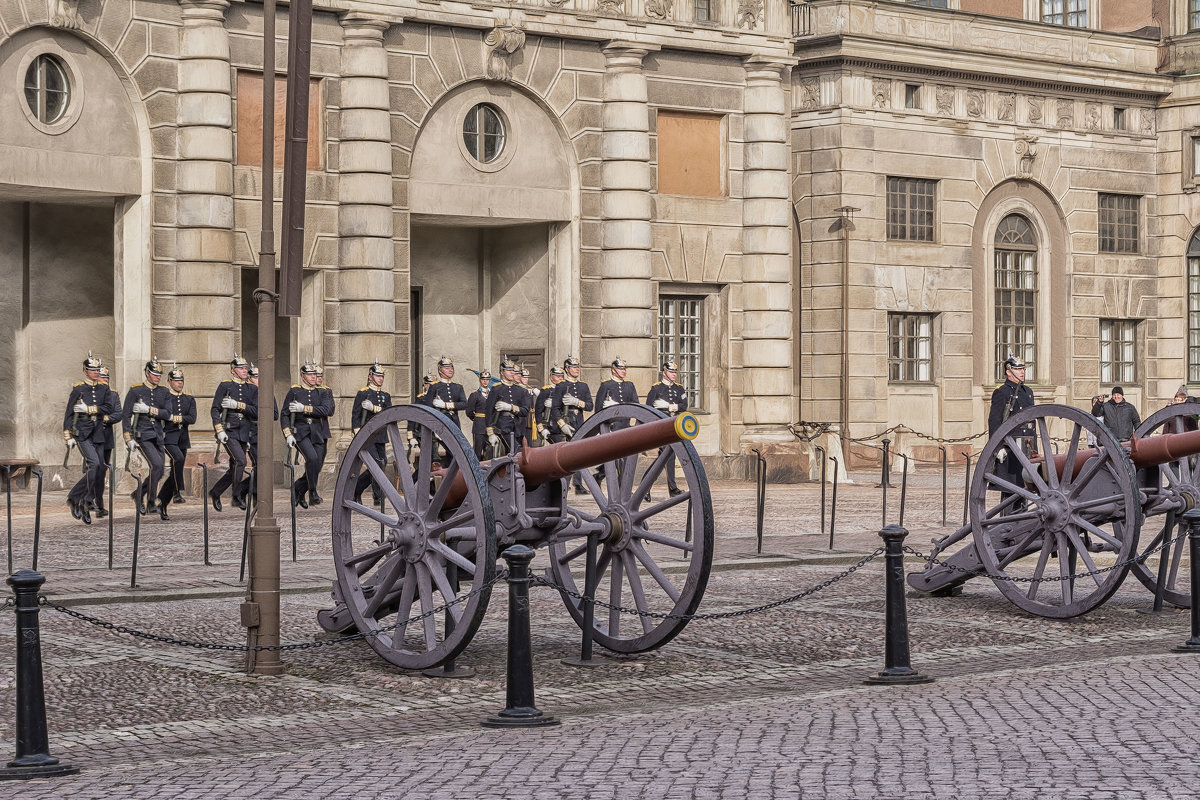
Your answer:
(662, 360), (679, 372)
(248, 363), (259, 378)
(168, 362), (184, 381)
(301, 358), (319, 375)
(1003, 352), (1026, 370)
(499, 355), (517, 372)
(98, 365), (110, 380)
(550, 366), (565, 377)
(369, 360), (385, 377)
(563, 354), (580, 369)
(230, 352), (250, 369)
(83, 350), (102, 371)
(145, 355), (163, 376)
(611, 356), (627, 370)
(437, 354), (454, 368)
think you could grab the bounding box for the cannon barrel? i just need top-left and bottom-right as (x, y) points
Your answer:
(1041, 427), (1200, 478)
(439, 412), (700, 507)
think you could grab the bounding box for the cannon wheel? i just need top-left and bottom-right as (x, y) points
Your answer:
(1128, 402), (1199, 608)
(546, 404), (713, 653)
(331, 405), (496, 670)
(970, 404), (1140, 619)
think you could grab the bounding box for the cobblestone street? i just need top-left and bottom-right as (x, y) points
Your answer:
(1, 470), (1198, 798)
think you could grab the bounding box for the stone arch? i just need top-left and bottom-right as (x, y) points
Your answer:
(971, 178), (1070, 391)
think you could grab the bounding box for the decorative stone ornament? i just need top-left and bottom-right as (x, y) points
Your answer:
(597, 0), (624, 12)
(645, 0), (672, 20)
(872, 78), (890, 109)
(484, 11), (526, 82)
(49, 0), (82, 28)
(737, 0), (764, 29)
(1015, 136), (1038, 179)
(935, 85), (953, 117)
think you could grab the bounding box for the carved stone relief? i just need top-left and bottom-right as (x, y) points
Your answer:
(597, 0), (624, 13)
(798, 77), (819, 111)
(1015, 136), (1038, 179)
(484, 13), (526, 82)
(49, 0), (82, 28)
(737, 0), (763, 29)
(872, 78), (890, 109)
(1140, 108), (1155, 135)
(546, 0), (568, 7)
(935, 85), (953, 117)
(997, 92), (1015, 122)
(1056, 99), (1073, 129)
(965, 89), (984, 118)
(1084, 102), (1100, 131)
(645, 0), (673, 19)
(1027, 96), (1043, 126)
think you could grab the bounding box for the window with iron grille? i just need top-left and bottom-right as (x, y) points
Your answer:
(1098, 193), (1139, 254)
(888, 313), (934, 382)
(1188, 231), (1200, 383)
(1041, 0), (1087, 27)
(994, 214), (1037, 382)
(886, 177), (936, 242)
(1100, 319), (1137, 385)
(694, 0), (711, 21)
(658, 295), (702, 409)
(1192, 0), (1200, 31)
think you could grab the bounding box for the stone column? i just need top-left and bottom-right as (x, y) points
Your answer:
(593, 41), (659, 383)
(331, 13), (396, 430)
(170, 0), (235, 391)
(739, 55), (795, 451)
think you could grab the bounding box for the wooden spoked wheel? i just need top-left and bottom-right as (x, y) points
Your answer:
(331, 405), (496, 670)
(546, 404), (713, 653)
(970, 404), (1140, 619)
(1128, 402), (1198, 608)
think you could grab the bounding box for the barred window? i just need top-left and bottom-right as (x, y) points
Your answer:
(888, 313), (934, 382)
(1041, 0), (1087, 27)
(658, 295), (702, 410)
(994, 214), (1037, 382)
(1188, 231), (1200, 383)
(1098, 193), (1139, 254)
(1192, 0), (1200, 31)
(1100, 320), (1137, 385)
(694, 0), (711, 21)
(886, 177), (936, 242)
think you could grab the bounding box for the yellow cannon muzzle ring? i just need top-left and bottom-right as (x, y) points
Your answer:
(674, 413), (700, 441)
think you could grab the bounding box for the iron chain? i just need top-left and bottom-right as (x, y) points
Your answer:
(532, 548), (885, 622)
(904, 529), (1189, 584)
(36, 571), (507, 653)
(0, 597), (14, 612)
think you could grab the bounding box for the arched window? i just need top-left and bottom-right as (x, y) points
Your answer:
(1188, 229), (1200, 383)
(994, 214), (1037, 381)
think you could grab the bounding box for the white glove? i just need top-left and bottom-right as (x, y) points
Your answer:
(563, 396), (580, 408)
(602, 399), (617, 409)
(543, 397), (552, 409)
(495, 401), (514, 413)
(65, 438), (77, 450)
(668, 403), (678, 414)
(73, 400), (88, 413)
(560, 423), (575, 437)
(537, 424), (548, 438)
(217, 431), (229, 444)
(132, 400), (151, 414)
(286, 434), (297, 448)
(126, 439), (138, 452)
(995, 449), (1007, 464)
(288, 401), (305, 413)
(410, 444), (420, 460)
(432, 397), (446, 409)
(488, 433), (500, 448)
(362, 400), (377, 413)
(221, 396), (238, 410)
(653, 399), (669, 410)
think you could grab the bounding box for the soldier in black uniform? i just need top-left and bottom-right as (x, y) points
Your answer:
(538, 366), (565, 444)
(157, 364), (196, 510)
(123, 357), (172, 519)
(485, 358), (531, 456)
(427, 355), (468, 461)
(283, 361), (334, 509)
(988, 355), (1035, 507)
(94, 364), (122, 518)
(209, 354), (258, 512)
(351, 361), (391, 504)
(464, 370), (492, 458)
(237, 363), (278, 503)
(646, 360), (689, 497)
(595, 356), (639, 430)
(552, 355), (594, 493)
(405, 372), (435, 465)
(63, 352), (118, 524)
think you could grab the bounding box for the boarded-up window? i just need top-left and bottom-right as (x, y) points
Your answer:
(656, 111), (723, 197)
(236, 71), (323, 169)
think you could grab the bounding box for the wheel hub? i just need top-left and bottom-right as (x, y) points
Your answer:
(1038, 489), (1070, 533)
(603, 506), (632, 550)
(393, 512), (428, 562)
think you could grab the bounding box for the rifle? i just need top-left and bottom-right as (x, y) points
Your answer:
(214, 403), (229, 460)
(125, 411), (141, 472)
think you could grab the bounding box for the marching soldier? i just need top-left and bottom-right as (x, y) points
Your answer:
(209, 354), (258, 512)
(427, 356), (468, 462)
(552, 355), (593, 493)
(237, 364), (277, 503)
(157, 364), (196, 509)
(485, 358), (531, 456)
(988, 355), (1035, 508)
(351, 361), (391, 504)
(283, 360), (334, 509)
(520, 367), (541, 446)
(646, 360), (688, 497)
(406, 372), (435, 464)
(464, 370), (492, 458)
(63, 352), (118, 524)
(537, 366), (565, 444)
(94, 364), (122, 518)
(123, 357), (172, 519)
(595, 356), (639, 430)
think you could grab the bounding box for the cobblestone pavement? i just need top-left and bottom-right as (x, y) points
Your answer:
(0, 470), (1198, 798)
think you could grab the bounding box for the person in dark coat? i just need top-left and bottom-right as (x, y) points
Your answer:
(63, 352), (119, 524)
(645, 360), (690, 497)
(123, 357), (172, 519)
(595, 356), (640, 431)
(486, 358), (531, 456)
(157, 365), (197, 511)
(282, 360), (334, 508)
(464, 370), (492, 459)
(1098, 386), (1141, 442)
(987, 355), (1035, 507)
(95, 364), (122, 518)
(210, 354), (258, 512)
(351, 361), (391, 504)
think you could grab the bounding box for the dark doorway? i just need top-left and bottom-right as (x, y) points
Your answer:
(506, 349), (545, 386)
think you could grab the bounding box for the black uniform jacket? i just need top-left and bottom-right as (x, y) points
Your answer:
(352, 385), (392, 434)
(281, 384), (334, 442)
(211, 380), (259, 442)
(63, 380), (120, 445)
(163, 390), (198, 449)
(644, 381), (688, 415)
(123, 383), (171, 444)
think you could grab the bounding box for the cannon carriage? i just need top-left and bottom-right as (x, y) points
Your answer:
(317, 403), (713, 669)
(908, 402), (1197, 618)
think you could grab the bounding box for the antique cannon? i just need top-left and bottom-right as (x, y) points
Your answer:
(317, 404), (712, 669)
(908, 403), (1197, 618)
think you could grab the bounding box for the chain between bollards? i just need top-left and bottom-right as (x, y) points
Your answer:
(1173, 509), (1200, 653)
(865, 525), (934, 686)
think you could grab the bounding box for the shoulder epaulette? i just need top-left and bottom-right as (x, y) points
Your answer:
(130, 383), (142, 389)
(292, 384), (302, 389)
(360, 386), (370, 391)
(73, 381), (84, 387)
(653, 381), (663, 386)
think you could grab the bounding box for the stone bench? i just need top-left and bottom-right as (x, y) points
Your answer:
(0, 458), (40, 492)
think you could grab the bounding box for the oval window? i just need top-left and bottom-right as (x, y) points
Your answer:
(24, 54), (70, 125)
(463, 103), (506, 164)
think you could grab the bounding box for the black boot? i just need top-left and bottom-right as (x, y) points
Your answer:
(209, 489), (223, 512)
(173, 493), (185, 504)
(80, 504), (92, 525)
(293, 486), (308, 509)
(309, 491), (322, 506)
(130, 490), (145, 515)
(70, 500), (82, 520)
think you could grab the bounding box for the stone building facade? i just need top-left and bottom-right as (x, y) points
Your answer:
(6, 0), (1200, 482)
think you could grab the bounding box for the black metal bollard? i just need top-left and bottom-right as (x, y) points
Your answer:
(961, 451), (972, 526)
(107, 451), (115, 571)
(239, 469), (254, 583)
(865, 525), (934, 685)
(753, 449), (766, 554)
(1173, 509), (1200, 653)
(939, 446), (947, 527)
(482, 545), (559, 727)
(1, 570), (79, 780)
(562, 531), (606, 668)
